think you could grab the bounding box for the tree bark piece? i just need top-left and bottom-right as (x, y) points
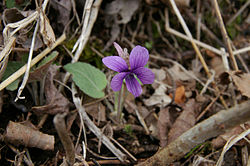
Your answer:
(137, 100), (250, 166)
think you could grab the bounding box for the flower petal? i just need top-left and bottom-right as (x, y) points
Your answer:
(125, 74), (142, 97)
(111, 72), (128, 91)
(129, 46), (149, 70)
(102, 56), (128, 72)
(114, 42), (124, 57)
(133, 67), (155, 84)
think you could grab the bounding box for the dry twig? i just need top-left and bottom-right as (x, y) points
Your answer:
(211, 0), (238, 71)
(71, 83), (127, 162)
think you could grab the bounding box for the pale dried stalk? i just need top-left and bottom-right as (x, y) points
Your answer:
(212, 0), (238, 71)
(71, 83), (127, 162)
(15, 20), (39, 101)
(60, 0), (103, 91)
(0, 34), (66, 91)
(3, 11), (39, 42)
(137, 100), (250, 166)
(168, 0), (227, 108)
(233, 46), (250, 55)
(166, 27), (250, 56)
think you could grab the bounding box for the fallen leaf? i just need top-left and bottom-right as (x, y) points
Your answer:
(229, 71), (250, 98)
(157, 107), (172, 147)
(85, 103), (106, 122)
(40, 12), (56, 47)
(167, 99), (196, 144)
(4, 121), (54, 150)
(210, 56), (226, 76)
(170, 85), (186, 104)
(144, 84), (171, 107)
(168, 64), (194, 81)
(104, 0), (140, 24)
(151, 68), (166, 89)
(50, 0), (72, 31)
(32, 65), (70, 115)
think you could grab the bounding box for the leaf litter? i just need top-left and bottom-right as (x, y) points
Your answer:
(0, 0), (250, 165)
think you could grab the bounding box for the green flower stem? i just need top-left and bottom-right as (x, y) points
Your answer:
(116, 83), (124, 123)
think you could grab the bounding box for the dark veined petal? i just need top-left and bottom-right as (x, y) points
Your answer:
(102, 56), (128, 72)
(129, 46), (149, 70)
(111, 72), (128, 91)
(125, 74), (142, 97)
(114, 42), (124, 57)
(133, 67), (155, 84)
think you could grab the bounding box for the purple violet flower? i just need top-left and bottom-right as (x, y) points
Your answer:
(102, 42), (155, 97)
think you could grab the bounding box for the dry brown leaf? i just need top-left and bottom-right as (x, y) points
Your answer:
(40, 12), (55, 47)
(50, 0), (72, 30)
(32, 65), (70, 114)
(144, 84), (171, 107)
(170, 85), (186, 104)
(211, 122), (250, 149)
(85, 103), (106, 122)
(104, 0), (140, 24)
(151, 68), (166, 89)
(4, 121), (54, 150)
(157, 107), (172, 147)
(210, 56), (226, 76)
(229, 71), (250, 98)
(167, 99), (196, 144)
(168, 64), (194, 81)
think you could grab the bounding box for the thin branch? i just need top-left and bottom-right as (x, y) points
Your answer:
(137, 100), (250, 166)
(211, 0), (238, 71)
(71, 83), (127, 162)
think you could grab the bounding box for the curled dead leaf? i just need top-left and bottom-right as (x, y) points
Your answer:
(40, 12), (55, 47)
(4, 121), (54, 150)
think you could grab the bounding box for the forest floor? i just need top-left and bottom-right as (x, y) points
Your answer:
(0, 0), (250, 165)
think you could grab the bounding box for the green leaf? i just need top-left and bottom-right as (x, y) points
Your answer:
(1, 61), (25, 91)
(64, 62), (107, 98)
